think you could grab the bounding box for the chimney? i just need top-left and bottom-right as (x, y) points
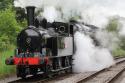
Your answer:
(26, 6), (35, 26)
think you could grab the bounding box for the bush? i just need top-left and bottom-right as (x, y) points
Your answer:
(0, 8), (21, 51)
(106, 17), (120, 33)
(112, 47), (125, 57)
(0, 0), (13, 10)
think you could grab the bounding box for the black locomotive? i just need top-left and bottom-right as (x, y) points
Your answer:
(5, 6), (99, 79)
(6, 6), (75, 78)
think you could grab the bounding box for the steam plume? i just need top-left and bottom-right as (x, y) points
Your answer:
(14, 0), (125, 72)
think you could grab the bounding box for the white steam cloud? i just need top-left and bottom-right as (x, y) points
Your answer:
(42, 6), (58, 22)
(14, 0), (125, 72)
(95, 30), (119, 50)
(73, 32), (114, 72)
(14, 0), (125, 27)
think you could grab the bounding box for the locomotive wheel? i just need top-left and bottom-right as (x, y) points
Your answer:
(43, 64), (52, 78)
(16, 66), (26, 79)
(46, 65), (53, 78)
(21, 75), (26, 79)
(45, 65), (51, 74)
(30, 68), (37, 76)
(65, 56), (72, 73)
(65, 67), (72, 73)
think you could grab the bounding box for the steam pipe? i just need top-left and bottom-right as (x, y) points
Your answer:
(26, 6), (35, 26)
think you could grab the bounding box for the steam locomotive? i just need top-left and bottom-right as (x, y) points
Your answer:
(5, 6), (75, 78)
(5, 6), (98, 79)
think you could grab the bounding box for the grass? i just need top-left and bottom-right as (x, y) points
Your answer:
(0, 46), (16, 79)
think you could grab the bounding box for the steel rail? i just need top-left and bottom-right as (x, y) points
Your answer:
(106, 67), (125, 83)
(77, 58), (125, 83)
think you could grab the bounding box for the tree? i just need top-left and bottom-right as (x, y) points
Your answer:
(106, 17), (120, 33)
(0, 0), (13, 10)
(0, 8), (21, 50)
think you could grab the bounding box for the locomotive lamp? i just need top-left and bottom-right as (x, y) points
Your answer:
(5, 56), (14, 65)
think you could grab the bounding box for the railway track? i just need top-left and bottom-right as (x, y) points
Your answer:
(45, 58), (125, 83)
(77, 58), (125, 83)
(8, 72), (74, 83)
(6, 57), (125, 83)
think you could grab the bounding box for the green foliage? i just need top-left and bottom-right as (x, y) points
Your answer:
(112, 47), (125, 57)
(0, 35), (9, 50)
(70, 16), (81, 21)
(0, 0), (27, 78)
(0, 47), (16, 78)
(15, 7), (26, 22)
(118, 37), (125, 50)
(0, 8), (21, 51)
(106, 18), (119, 32)
(18, 18), (27, 28)
(0, 0), (13, 10)
(105, 17), (125, 57)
